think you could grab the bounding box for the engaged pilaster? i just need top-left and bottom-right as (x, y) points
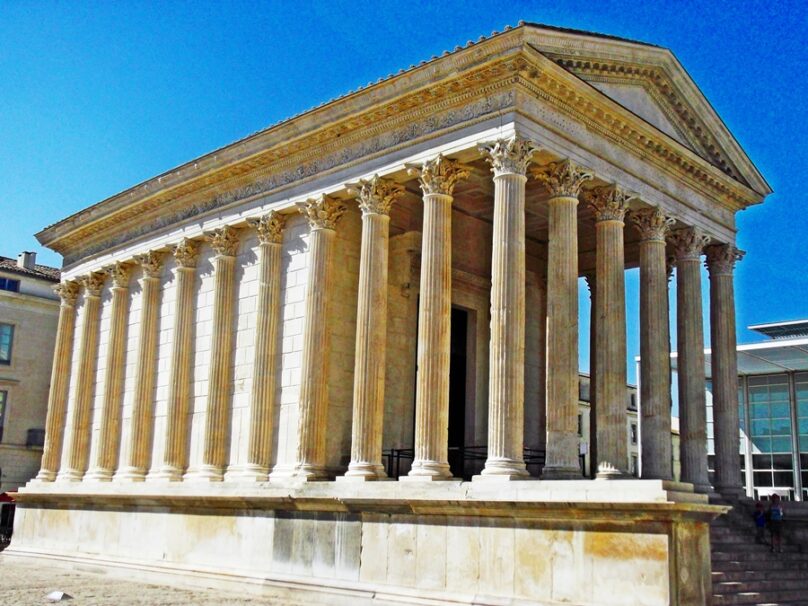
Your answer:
(670, 227), (712, 493)
(630, 207), (676, 481)
(154, 239), (198, 481)
(187, 226), (241, 481)
(478, 137), (537, 479)
(235, 212), (285, 481)
(532, 160), (591, 479)
(406, 154), (468, 480)
(343, 176), (404, 480)
(86, 263), (132, 481)
(36, 280), (80, 481)
(57, 271), (106, 482)
(705, 243), (745, 496)
(116, 251), (164, 481)
(294, 195), (346, 480)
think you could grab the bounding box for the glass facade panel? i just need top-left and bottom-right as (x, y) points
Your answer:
(748, 374), (794, 495)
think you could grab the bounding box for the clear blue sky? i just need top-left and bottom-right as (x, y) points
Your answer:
(2, 1), (806, 381)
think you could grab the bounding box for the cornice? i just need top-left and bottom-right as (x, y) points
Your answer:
(38, 27), (767, 267)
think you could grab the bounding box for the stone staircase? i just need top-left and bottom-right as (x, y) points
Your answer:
(711, 500), (808, 605)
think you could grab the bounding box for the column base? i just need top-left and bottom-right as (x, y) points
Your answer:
(291, 463), (330, 481)
(267, 464), (297, 481)
(34, 470), (56, 482)
(404, 460), (452, 481)
(55, 469), (85, 483)
(478, 458), (530, 479)
(112, 467), (148, 482)
(147, 466), (185, 482)
(184, 465), (225, 482)
(341, 462), (387, 480)
(691, 482), (713, 494)
(595, 462), (629, 480)
(716, 485), (746, 500)
(224, 465), (270, 482)
(83, 469), (114, 482)
(541, 465), (582, 480)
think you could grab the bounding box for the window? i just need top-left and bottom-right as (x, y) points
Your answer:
(631, 455), (639, 477)
(577, 413), (583, 437)
(748, 374), (795, 495)
(0, 278), (20, 293)
(0, 324), (13, 365)
(0, 391), (6, 443)
(630, 423), (638, 445)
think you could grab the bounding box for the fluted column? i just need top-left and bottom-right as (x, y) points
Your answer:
(116, 252), (164, 481)
(36, 281), (80, 481)
(532, 160), (591, 479)
(86, 263), (131, 481)
(232, 212), (285, 481)
(670, 227), (712, 493)
(406, 155), (468, 480)
(631, 207), (676, 481)
(294, 195), (346, 480)
(57, 271), (106, 482)
(478, 137), (537, 479)
(706, 243), (745, 496)
(343, 177), (404, 480)
(154, 239), (198, 481)
(186, 226), (240, 481)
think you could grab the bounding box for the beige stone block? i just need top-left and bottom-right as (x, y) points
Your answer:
(445, 516), (480, 594)
(415, 517), (446, 590)
(513, 523), (553, 601)
(478, 518), (514, 597)
(358, 513), (388, 585)
(385, 515), (416, 587)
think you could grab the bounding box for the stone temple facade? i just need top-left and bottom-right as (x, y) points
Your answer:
(5, 23), (771, 606)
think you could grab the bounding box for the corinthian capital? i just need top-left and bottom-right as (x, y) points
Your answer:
(173, 238), (199, 268)
(297, 195), (347, 230)
(106, 262), (132, 288)
(136, 251), (165, 278)
(478, 136), (538, 177)
(630, 206), (676, 242)
(585, 185), (634, 223)
(347, 175), (405, 216)
(705, 244), (745, 276)
(207, 225), (240, 257)
(81, 271), (107, 297)
(531, 160), (592, 198)
(247, 211), (286, 244)
(669, 227), (711, 261)
(54, 280), (80, 306)
(406, 154), (469, 196)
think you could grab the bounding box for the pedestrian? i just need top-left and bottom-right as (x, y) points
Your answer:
(753, 501), (767, 544)
(768, 494), (785, 553)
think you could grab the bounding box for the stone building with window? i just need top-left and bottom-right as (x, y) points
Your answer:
(5, 23), (771, 606)
(0, 252), (60, 491)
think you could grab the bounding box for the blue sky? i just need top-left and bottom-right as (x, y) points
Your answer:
(2, 1), (806, 380)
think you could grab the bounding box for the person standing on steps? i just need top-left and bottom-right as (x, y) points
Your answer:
(768, 494), (785, 553)
(753, 501), (767, 545)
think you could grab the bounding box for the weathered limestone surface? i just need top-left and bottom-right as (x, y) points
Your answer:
(706, 244), (745, 496)
(670, 228), (712, 493)
(533, 160), (591, 479)
(631, 207), (675, 481)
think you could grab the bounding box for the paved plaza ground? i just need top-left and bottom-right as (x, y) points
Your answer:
(0, 557), (294, 605)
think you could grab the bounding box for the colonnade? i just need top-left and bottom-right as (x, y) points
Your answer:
(36, 135), (744, 492)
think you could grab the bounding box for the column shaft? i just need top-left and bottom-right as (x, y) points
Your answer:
(87, 264), (131, 480)
(707, 244), (745, 495)
(58, 272), (105, 481)
(36, 281), (80, 481)
(672, 228), (711, 492)
(155, 239), (198, 481)
(117, 253), (163, 481)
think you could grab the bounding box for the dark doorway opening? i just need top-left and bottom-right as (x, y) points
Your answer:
(448, 307), (468, 478)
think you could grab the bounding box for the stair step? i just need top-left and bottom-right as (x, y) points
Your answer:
(713, 551), (808, 562)
(714, 559), (808, 572)
(713, 578), (808, 594)
(712, 590), (808, 605)
(714, 569), (808, 582)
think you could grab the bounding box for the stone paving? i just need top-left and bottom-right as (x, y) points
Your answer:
(0, 557), (292, 605)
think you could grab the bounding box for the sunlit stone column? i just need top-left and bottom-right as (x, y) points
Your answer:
(706, 243), (745, 496)
(343, 176), (404, 480)
(631, 207), (676, 481)
(36, 280), (81, 481)
(86, 263), (131, 481)
(532, 160), (591, 479)
(232, 212), (285, 481)
(478, 137), (537, 479)
(154, 239), (198, 481)
(406, 155), (468, 480)
(57, 271), (106, 482)
(294, 195), (346, 480)
(670, 227), (712, 493)
(187, 226), (240, 481)
(116, 251), (164, 481)
(587, 185), (632, 477)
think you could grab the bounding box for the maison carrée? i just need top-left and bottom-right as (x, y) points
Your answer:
(6, 23), (771, 606)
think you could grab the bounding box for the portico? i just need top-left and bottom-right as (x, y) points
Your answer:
(6, 23), (770, 606)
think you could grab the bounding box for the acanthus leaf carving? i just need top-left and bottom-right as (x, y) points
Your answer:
(106, 262), (132, 288)
(704, 243), (745, 275)
(531, 160), (592, 197)
(669, 227), (711, 261)
(54, 280), (80, 306)
(136, 251), (165, 278)
(629, 206), (676, 242)
(206, 225), (241, 257)
(81, 271), (107, 297)
(247, 211), (286, 244)
(173, 238), (199, 268)
(296, 195), (347, 230)
(585, 185), (635, 223)
(478, 136), (539, 176)
(346, 175), (405, 216)
(406, 154), (469, 196)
